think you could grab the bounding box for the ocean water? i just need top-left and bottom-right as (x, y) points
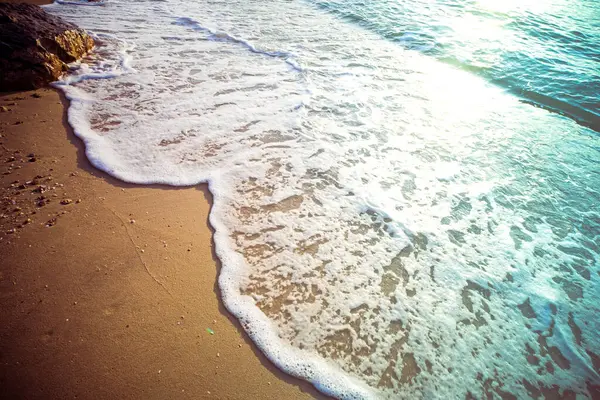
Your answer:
(46, 0), (599, 398)
(309, 0), (600, 132)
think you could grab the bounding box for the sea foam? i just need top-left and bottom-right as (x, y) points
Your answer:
(46, 0), (600, 398)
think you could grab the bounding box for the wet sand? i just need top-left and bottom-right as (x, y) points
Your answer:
(0, 67), (324, 400)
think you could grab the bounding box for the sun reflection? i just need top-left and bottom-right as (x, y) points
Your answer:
(447, 12), (513, 57)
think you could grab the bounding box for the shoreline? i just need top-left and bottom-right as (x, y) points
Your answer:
(0, 70), (324, 400)
(3, 0), (599, 398)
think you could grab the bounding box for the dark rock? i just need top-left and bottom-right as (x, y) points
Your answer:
(0, 3), (94, 91)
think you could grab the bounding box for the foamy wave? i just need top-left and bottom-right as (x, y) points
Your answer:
(55, 33), (134, 86)
(45, 0), (600, 398)
(174, 17), (303, 73)
(55, 0), (106, 6)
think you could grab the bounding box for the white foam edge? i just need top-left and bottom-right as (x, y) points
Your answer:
(54, 0), (106, 7)
(213, 212), (378, 399)
(51, 49), (378, 400)
(175, 16), (303, 73)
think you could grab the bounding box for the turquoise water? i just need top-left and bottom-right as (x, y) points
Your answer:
(48, 0), (600, 397)
(310, 0), (600, 132)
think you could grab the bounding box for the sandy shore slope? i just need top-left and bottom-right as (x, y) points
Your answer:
(0, 70), (324, 400)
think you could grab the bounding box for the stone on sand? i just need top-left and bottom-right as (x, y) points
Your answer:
(0, 3), (94, 91)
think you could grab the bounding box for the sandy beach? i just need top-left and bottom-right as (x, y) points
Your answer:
(0, 62), (323, 400)
(4, 0), (598, 397)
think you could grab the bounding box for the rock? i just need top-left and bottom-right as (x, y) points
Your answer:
(0, 106), (8, 112)
(36, 195), (50, 207)
(60, 198), (72, 205)
(0, 3), (94, 91)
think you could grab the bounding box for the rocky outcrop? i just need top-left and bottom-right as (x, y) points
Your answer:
(0, 3), (94, 91)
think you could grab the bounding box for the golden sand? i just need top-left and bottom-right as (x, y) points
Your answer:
(0, 88), (324, 398)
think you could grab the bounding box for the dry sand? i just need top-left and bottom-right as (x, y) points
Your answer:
(0, 91), (325, 397)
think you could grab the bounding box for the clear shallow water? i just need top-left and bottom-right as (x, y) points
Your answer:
(310, 0), (600, 132)
(46, 0), (600, 398)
